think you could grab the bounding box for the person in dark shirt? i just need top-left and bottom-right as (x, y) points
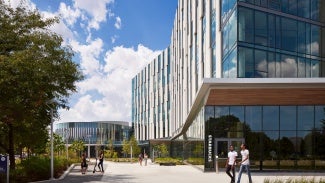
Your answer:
(98, 151), (104, 172)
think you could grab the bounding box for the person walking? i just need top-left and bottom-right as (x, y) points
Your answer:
(138, 153), (143, 166)
(237, 144), (252, 183)
(144, 153), (148, 166)
(97, 151), (104, 173)
(225, 145), (237, 183)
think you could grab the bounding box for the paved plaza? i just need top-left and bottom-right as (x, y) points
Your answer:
(35, 159), (325, 183)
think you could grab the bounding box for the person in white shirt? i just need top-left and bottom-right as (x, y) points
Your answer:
(237, 143), (252, 183)
(225, 145), (237, 183)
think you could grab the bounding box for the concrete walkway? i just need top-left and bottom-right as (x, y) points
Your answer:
(38, 160), (325, 183)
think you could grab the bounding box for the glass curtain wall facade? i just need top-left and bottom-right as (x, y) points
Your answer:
(205, 105), (325, 170)
(132, 48), (171, 141)
(222, 0), (325, 78)
(54, 121), (131, 156)
(132, 0), (325, 172)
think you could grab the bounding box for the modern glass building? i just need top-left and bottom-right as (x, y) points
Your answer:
(54, 121), (131, 157)
(132, 0), (325, 171)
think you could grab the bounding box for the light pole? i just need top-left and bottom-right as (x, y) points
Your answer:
(47, 99), (55, 180)
(50, 107), (54, 180)
(130, 145), (133, 163)
(87, 134), (91, 160)
(64, 128), (69, 161)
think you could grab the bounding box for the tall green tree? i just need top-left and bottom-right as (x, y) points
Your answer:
(0, 2), (83, 169)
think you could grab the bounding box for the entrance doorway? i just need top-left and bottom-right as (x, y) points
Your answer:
(214, 138), (244, 171)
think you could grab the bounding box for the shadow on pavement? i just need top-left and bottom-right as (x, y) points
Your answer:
(57, 165), (104, 183)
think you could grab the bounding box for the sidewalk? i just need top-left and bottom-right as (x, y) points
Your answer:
(43, 160), (325, 183)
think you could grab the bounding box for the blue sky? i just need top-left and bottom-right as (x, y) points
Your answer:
(7, 0), (178, 123)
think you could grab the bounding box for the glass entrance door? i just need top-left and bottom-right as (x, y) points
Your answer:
(214, 138), (245, 171)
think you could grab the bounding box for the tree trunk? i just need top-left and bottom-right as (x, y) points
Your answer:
(8, 123), (15, 170)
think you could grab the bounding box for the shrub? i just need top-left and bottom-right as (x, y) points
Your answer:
(186, 157), (204, 165)
(264, 177), (325, 183)
(13, 156), (69, 182)
(154, 157), (184, 165)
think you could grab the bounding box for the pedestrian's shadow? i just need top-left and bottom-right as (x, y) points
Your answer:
(58, 165), (105, 183)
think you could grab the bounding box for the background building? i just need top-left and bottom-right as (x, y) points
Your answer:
(132, 48), (171, 141)
(54, 121), (131, 157)
(132, 0), (325, 171)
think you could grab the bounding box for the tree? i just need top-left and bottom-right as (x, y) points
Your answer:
(129, 136), (141, 157)
(52, 133), (65, 155)
(122, 136), (140, 158)
(0, 2), (84, 169)
(70, 140), (85, 158)
(122, 139), (130, 157)
(107, 139), (114, 158)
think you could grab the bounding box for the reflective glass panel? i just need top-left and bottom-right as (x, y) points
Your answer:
(228, 11), (237, 50)
(311, 25), (320, 56)
(255, 11), (267, 46)
(263, 106), (279, 130)
(228, 48), (237, 78)
(245, 106), (262, 131)
(281, 54), (297, 78)
(205, 106), (214, 121)
(238, 7), (254, 43)
(311, 0), (319, 21)
(297, 0), (310, 19)
(238, 47), (254, 77)
(268, 52), (276, 77)
(297, 22), (306, 54)
(280, 106), (296, 130)
(311, 59), (320, 77)
(298, 57), (306, 78)
(255, 49), (267, 77)
(279, 131), (296, 167)
(297, 106), (314, 130)
(288, 0), (297, 15)
(215, 106), (229, 118)
(306, 24), (311, 54)
(281, 17), (297, 52)
(264, 131), (279, 141)
(315, 106), (325, 130)
(268, 14), (275, 48)
(230, 106), (244, 131)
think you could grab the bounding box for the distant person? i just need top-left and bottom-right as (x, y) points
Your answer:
(144, 153), (148, 166)
(98, 151), (104, 173)
(81, 153), (87, 174)
(225, 145), (237, 183)
(138, 153), (143, 166)
(237, 144), (252, 183)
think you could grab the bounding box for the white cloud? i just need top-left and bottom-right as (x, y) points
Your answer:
(111, 35), (118, 44)
(58, 2), (81, 26)
(115, 16), (122, 29)
(70, 38), (104, 76)
(58, 44), (161, 122)
(73, 0), (114, 30)
(4, 0), (36, 9)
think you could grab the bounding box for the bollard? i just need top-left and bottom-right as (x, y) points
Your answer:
(215, 155), (219, 174)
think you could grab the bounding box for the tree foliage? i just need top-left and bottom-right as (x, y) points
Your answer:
(52, 133), (65, 155)
(0, 2), (83, 169)
(122, 135), (140, 158)
(69, 140), (85, 157)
